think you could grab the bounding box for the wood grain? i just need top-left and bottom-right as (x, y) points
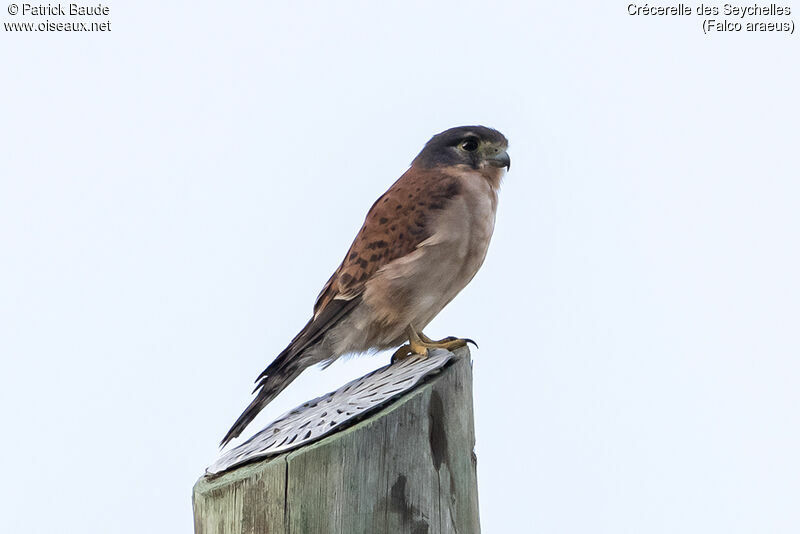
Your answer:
(193, 347), (480, 534)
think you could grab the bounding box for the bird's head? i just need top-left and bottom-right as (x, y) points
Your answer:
(412, 125), (510, 187)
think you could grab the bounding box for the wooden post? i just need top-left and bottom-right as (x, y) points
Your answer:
(193, 347), (480, 533)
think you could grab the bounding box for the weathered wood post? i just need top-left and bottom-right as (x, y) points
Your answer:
(193, 347), (480, 533)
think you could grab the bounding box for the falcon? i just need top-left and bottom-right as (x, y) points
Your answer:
(221, 125), (510, 447)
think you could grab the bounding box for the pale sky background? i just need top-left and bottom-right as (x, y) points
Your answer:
(2, 2), (799, 533)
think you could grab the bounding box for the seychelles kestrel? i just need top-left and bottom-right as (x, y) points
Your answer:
(221, 125), (510, 447)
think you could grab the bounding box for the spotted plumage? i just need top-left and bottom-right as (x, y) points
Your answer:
(316, 175), (463, 307)
(221, 125), (510, 447)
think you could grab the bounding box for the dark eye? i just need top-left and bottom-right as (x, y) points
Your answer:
(460, 137), (479, 152)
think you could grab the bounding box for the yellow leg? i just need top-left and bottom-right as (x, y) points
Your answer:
(392, 325), (477, 363)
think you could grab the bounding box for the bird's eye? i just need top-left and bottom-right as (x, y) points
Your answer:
(460, 138), (479, 152)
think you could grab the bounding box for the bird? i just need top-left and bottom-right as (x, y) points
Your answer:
(220, 125), (510, 447)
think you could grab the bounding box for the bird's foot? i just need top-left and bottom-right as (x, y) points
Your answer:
(391, 326), (477, 364)
(418, 332), (479, 350)
(391, 343), (422, 363)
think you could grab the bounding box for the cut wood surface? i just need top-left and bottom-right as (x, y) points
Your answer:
(193, 346), (480, 534)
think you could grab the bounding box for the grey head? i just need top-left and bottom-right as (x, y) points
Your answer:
(412, 125), (510, 171)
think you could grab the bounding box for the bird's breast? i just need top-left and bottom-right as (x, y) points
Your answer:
(437, 172), (498, 295)
(363, 171), (498, 336)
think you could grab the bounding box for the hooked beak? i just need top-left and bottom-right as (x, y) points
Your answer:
(488, 149), (511, 170)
